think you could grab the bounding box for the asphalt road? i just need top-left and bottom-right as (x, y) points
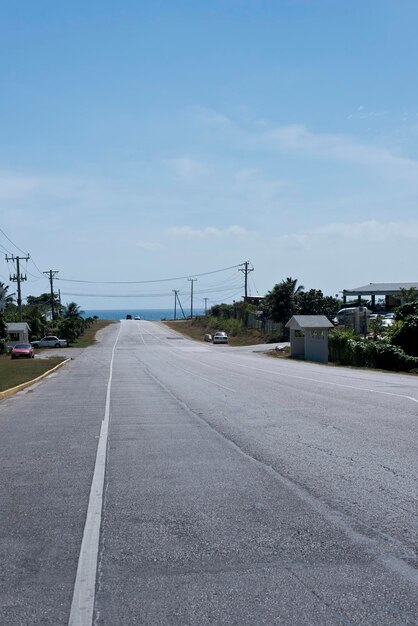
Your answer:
(1, 320), (417, 625)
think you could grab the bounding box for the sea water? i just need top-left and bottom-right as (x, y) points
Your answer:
(82, 308), (205, 321)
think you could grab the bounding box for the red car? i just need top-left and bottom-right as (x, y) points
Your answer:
(10, 343), (35, 359)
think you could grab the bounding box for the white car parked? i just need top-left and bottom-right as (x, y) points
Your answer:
(212, 331), (228, 344)
(31, 335), (68, 348)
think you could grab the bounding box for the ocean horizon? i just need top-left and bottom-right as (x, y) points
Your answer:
(83, 308), (205, 321)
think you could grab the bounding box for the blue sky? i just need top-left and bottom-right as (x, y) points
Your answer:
(1, 0), (418, 310)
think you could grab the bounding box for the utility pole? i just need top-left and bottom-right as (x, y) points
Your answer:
(5, 254), (29, 321)
(188, 278), (197, 318)
(173, 290), (186, 319)
(239, 260), (254, 299)
(173, 290), (178, 320)
(176, 291), (186, 319)
(43, 270), (59, 322)
(203, 297), (209, 315)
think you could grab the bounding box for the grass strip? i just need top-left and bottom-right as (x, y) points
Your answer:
(0, 356), (66, 392)
(68, 319), (116, 348)
(163, 319), (270, 346)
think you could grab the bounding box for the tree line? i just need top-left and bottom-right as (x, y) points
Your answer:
(261, 277), (340, 324)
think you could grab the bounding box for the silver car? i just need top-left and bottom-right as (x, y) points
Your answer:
(31, 335), (67, 348)
(212, 332), (228, 344)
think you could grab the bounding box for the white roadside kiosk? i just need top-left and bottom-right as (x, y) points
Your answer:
(286, 315), (334, 364)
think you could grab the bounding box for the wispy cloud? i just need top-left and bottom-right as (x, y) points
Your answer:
(263, 124), (418, 181)
(167, 225), (253, 238)
(135, 241), (162, 251)
(164, 156), (208, 182)
(277, 219), (418, 248)
(0, 170), (81, 200)
(193, 107), (232, 127)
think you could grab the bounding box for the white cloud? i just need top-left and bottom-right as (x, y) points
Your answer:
(277, 219), (418, 248)
(193, 108), (232, 127)
(167, 225), (252, 239)
(0, 170), (80, 201)
(263, 124), (418, 181)
(135, 241), (162, 251)
(164, 157), (208, 182)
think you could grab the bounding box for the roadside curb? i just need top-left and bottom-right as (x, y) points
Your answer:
(0, 357), (72, 401)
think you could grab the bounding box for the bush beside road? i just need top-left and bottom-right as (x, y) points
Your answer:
(163, 318), (273, 346)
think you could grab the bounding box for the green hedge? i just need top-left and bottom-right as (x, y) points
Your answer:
(329, 331), (418, 372)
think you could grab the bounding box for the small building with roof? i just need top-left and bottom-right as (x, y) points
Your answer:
(342, 282), (418, 310)
(285, 315), (334, 364)
(6, 322), (30, 347)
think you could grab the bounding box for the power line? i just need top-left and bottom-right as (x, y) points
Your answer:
(0, 227), (44, 277)
(0, 227), (28, 255)
(29, 255), (45, 276)
(195, 270), (241, 290)
(0, 242), (13, 255)
(250, 273), (260, 296)
(61, 292), (181, 298)
(58, 263), (244, 284)
(25, 269), (44, 281)
(60, 282), (243, 299)
(209, 288), (244, 303)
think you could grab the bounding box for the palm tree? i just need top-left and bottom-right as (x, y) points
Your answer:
(24, 307), (47, 339)
(63, 301), (84, 319)
(284, 277), (305, 296)
(0, 281), (13, 304)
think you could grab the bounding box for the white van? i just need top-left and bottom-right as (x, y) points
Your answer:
(337, 307), (371, 326)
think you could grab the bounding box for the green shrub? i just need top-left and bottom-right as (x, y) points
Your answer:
(372, 342), (418, 371)
(390, 315), (418, 357)
(226, 318), (243, 336)
(394, 300), (418, 322)
(329, 328), (418, 371)
(328, 328), (359, 364)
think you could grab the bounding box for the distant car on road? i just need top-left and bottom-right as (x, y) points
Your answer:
(31, 336), (67, 348)
(10, 343), (35, 359)
(212, 331), (228, 344)
(126, 314), (132, 320)
(203, 333), (212, 342)
(134, 315), (141, 320)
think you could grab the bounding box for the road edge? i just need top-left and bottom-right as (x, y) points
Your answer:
(0, 357), (72, 400)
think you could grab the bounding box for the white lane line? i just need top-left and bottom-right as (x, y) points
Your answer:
(209, 358), (418, 404)
(68, 324), (122, 626)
